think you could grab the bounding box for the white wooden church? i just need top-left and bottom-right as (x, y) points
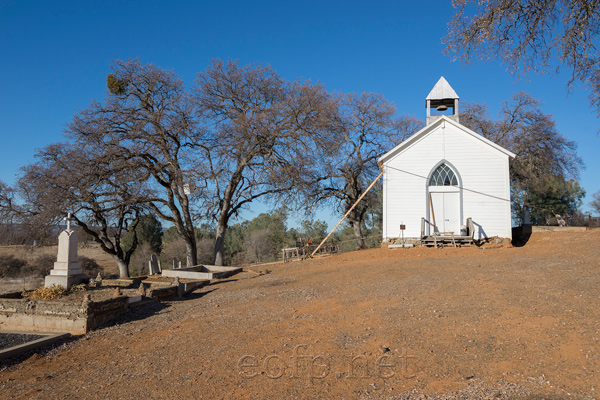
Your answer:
(378, 77), (515, 242)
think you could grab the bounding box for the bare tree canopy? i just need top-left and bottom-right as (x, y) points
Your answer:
(0, 181), (15, 220)
(193, 59), (337, 265)
(461, 91), (584, 222)
(311, 92), (421, 250)
(0, 180), (55, 246)
(445, 0), (600, 116)
(3, 58), (433, 268)
(67, 59), (205, 267)
(10, 141), (150, 277)
(592, 190), (600, 214)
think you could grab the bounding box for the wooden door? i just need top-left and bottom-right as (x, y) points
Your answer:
(430, 192), (460, 235)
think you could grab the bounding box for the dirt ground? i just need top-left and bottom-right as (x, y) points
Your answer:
(1, 230), (599, 399)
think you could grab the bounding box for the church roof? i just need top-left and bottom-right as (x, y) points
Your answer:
(377, 116), (515, 166)
(426, 76), (459, 100)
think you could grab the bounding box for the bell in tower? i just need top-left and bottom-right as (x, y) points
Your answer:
(426, 76), (459, 125)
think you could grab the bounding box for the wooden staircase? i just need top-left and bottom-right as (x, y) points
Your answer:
(420, 217), (475, 247)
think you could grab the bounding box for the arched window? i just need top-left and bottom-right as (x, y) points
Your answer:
(429, 163), (458, 186)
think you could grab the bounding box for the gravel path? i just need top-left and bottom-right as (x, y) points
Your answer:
(0, 333), (45, 351)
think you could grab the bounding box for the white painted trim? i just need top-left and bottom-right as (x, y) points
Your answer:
(383, 165), (388, 239)
(425, 161), (463, 236)
(378, 116), (516, 166)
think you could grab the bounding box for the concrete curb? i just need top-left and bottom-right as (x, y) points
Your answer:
(531, 226), (587, 232)
(0, 331), (71, 360)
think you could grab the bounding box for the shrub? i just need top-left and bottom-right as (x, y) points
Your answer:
(80, 256), (102, 277)
(22, 254), (55, 277)
(128, 243), (154, 276)
(160, 237), (187, 267)
(161, 237), (214, 268)
(0, 255), (27, 278)
(197, 238), (214, 265)
(19, 255), (101, 278)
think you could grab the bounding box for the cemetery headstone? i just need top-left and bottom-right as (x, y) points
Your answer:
(44, 213), (87, 288)
(148, 254), (161, 275)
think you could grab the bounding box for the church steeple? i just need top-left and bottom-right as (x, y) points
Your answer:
(426, 77), (459, 125)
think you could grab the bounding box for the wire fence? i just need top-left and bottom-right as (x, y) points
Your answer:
(281, 232), (383, 263)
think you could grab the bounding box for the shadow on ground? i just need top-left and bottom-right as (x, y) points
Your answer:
(0, 335), (79, 369)
(0, 289), (219, 369)
(169, 288), (216, 301)
(512, 225), (532, 247)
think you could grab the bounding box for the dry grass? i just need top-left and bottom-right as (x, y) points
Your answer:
(0, 243), (117, 277)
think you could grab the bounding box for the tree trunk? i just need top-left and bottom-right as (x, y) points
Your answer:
(349, 218), (365, 250)
(213, 220), (227, 266)
(112, 255), (130, 278)
(183, 232), (198, 267)
(179, 194), (198, 267)
(213, 170), (241, 266)
(171, 219), (197, 267)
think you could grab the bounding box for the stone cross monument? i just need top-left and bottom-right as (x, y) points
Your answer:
(44, 213), (87, 288)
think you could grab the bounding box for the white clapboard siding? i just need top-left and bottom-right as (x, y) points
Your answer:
(380, 116), (514, 240)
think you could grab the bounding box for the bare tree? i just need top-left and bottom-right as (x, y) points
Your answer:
(461, 92), (584, 222)
(193, 60), (336, 265)
(0, 181), (19, 245)
(66, 59), (205, 267)
(12, 142), (149, 278)
(0, 181), (13, 216)
(0, 180), (56, 246)
(310, 93), (421, 250)
(591, 190), (600, 215)
(445, 0), (600, 117)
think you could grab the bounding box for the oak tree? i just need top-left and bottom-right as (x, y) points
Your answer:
(461, 92), (584, 222)
(13, 142), (149, 277)
(67, 59), (205, 267)
(591, 190), (600, 215)
(193, 60), (336, 265)
(445, 0), (600, 117)
(310, 92), (421, 250)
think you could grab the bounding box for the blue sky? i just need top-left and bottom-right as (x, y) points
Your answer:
(1, 0), (598, 228)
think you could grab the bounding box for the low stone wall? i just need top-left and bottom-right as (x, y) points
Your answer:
(181, 280), (208, 295)
(86, 297), (130, 331)
(0, 296), (129, 335)
(0, 276), (208, 334)
(531, 226), (587, 232)
(0, 278), (45, 295)
(101, 278), (141, 287)
(513, 225), (589, 240)
(0, 287), (182, 335)
(146, 285), (178, 300)
(161, 265), (242, 280)
(141, 279), (208, 297)
(382, 237), (422, 247)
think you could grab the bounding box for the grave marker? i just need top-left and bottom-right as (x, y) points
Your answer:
(148, 254), (161, 275)
(44, 213), (86, 288)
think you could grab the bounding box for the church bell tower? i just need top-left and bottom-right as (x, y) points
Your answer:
(426, 76), (459, 125)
